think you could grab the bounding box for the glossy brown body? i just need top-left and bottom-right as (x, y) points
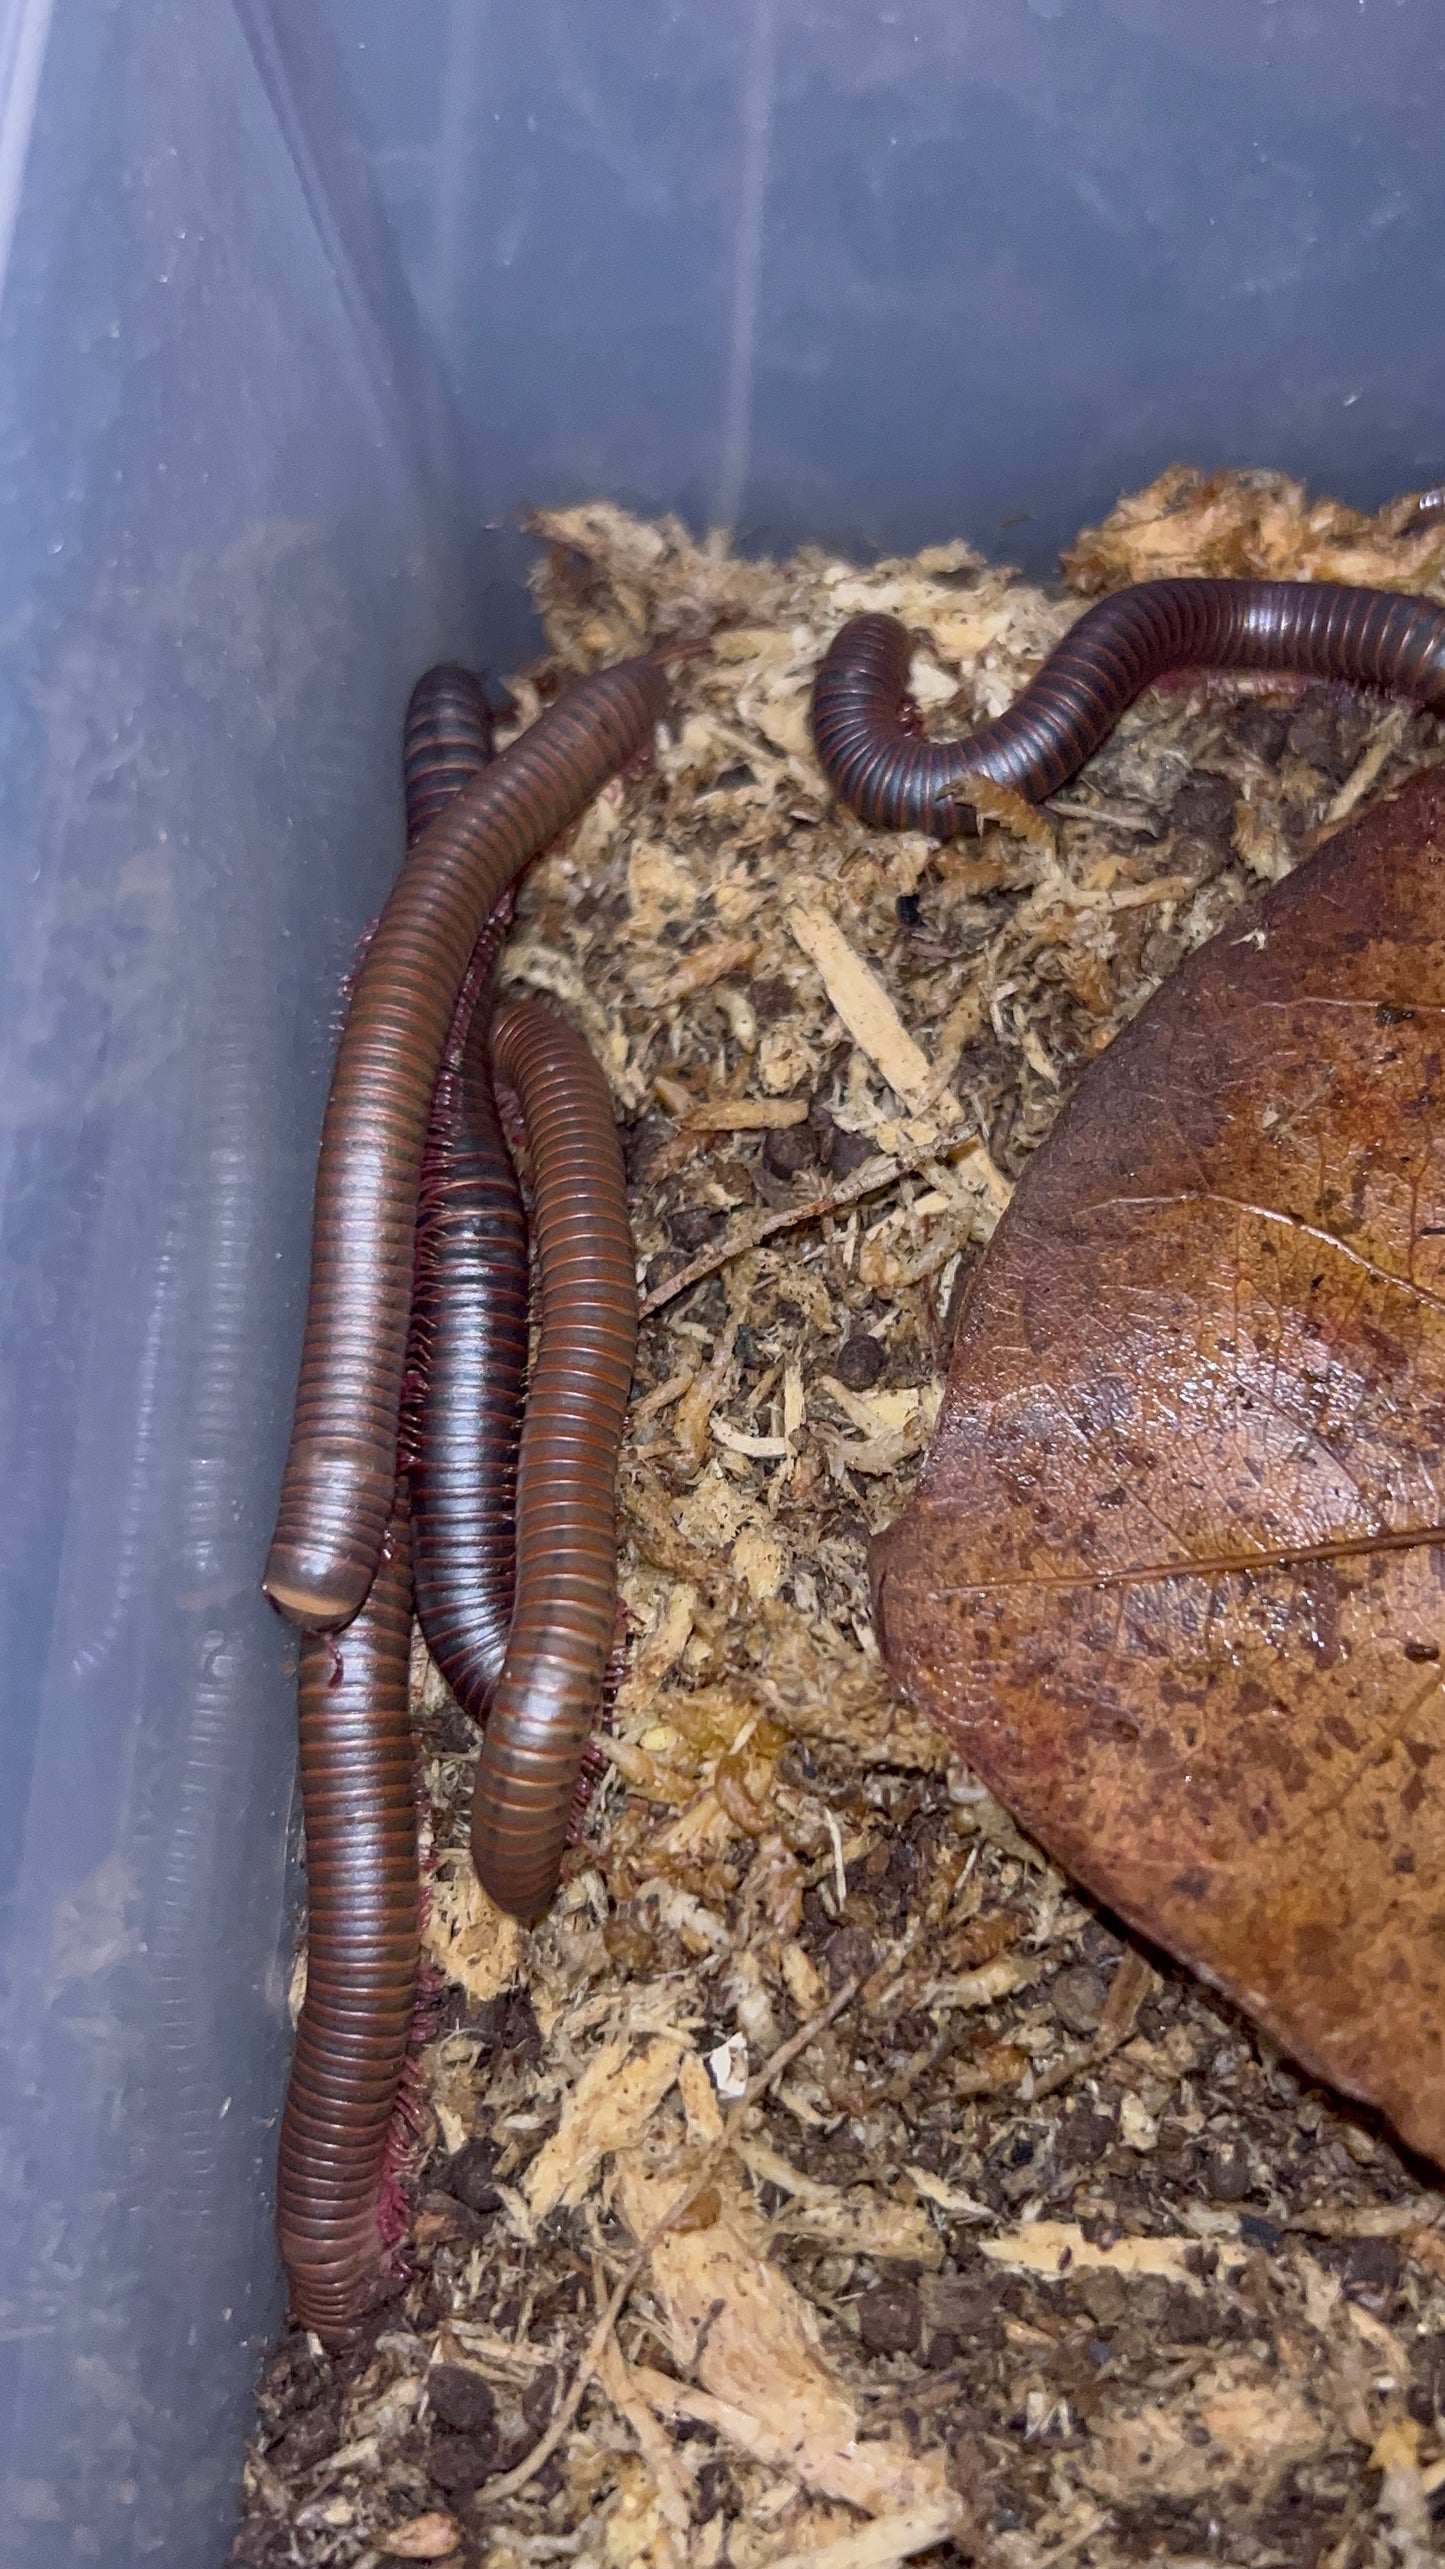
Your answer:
(471, 1000), (639, 1919)
(402, 666), (527, 1717)
(276, 1491), (416, 2344)
(811, 581), (1445, 837)
(264, 655), (665, 1631)
(402, 661), (496, 837)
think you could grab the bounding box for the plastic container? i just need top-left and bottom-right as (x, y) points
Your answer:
(1, 3), (1441, 2559)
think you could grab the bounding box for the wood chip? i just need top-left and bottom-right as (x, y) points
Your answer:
(420, 1857), (522, 2006)
(682, 1097), (810, 1132)
(964, 772), (1057, 857)
(1323, 702), (1410, 822)
(786, 900), (945, 1118)
(773, 2189), (942, 2268)
(711, 1418), (792, 1460)
(1284, 2200), (1442, 2239)
(980, 2219), (1249, 2289)
(1086, 2363), (1329, 2503)
(903, 2166), (994, 2221)
(376, 2517), (461, 2561)
(629, 2361), (954, 2521)
(923, 1954), (1039, 2011)
(643, 934), (757, 1006)
(595, 2337), (691, 2540)
(761, 2497), (968, 2569)
(617, 2162), (956, 2515)
(524, 2038), (684, 2218)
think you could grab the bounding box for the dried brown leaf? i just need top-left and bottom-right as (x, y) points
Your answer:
(874, 767), (1445, 2166)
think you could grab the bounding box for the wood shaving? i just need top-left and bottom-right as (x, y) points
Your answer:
(524, 2039), (685, 2221)
(784, 902), (952, 1120)
(376, 2515), (462, 2559)
(755, 2498), (965, 2569)
(979, 2219), (1250, 2289)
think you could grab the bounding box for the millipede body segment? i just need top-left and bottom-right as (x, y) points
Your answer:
(470, 999), (639, 1921)
(402, 665), (527, 1720)
(275, 1490), (417, 2345)
(401, 661), (495, 838)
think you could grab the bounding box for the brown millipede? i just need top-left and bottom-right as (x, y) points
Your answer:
(402, 661), (496, 838)
(272, 661), (516, 2352)
(275, 1487), (416, 2346)
(264, 652), (665, 1633)
(470, 999), (639, 1921)
(402, 666), (528, 1720)
(811, 582), (1445, 837)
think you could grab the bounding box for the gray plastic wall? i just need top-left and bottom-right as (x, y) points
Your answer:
(0, 2), (471, 2558)
(0, 2), (1442, 2562)
(332, 0), (1445, 661)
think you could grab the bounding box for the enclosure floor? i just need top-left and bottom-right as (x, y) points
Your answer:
(234, 471), (1445, 2569)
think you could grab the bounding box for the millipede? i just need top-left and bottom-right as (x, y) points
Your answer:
(403, 665), (527, 1722)
(275, 1487), (417, 2345)
(469, 998), (639, 1923)
(272, 654), (660, 2344)
(810, 579), (1445, 837)
(264, 649), (665, 1633)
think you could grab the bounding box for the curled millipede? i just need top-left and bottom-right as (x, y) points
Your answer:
(264, 652), (665, 1633)
(810, 581), (1445, 838)
(470, 999), (639, 1921)
(276, 1489), (416, 2346)
(403, 667), (527, 1719)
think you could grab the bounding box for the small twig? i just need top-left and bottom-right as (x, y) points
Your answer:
(640, 1146), (933, 1316)
(647, 630), (717, 670)
(1046, 794), (1162, 834)
(475, 1974), (863, 2508)
(1321, 701), (1409, 826)
(734, 1971), (861, 2108)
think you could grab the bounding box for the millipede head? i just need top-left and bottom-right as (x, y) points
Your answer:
(263, 1437), (395, 1629)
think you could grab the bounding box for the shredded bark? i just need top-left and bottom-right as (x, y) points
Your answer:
(233, 469), (1445, 2569)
